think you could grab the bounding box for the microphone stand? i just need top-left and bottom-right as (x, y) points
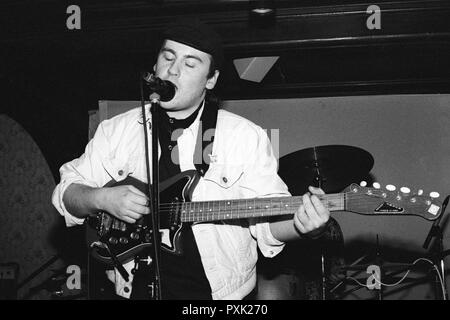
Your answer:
(422, 195), (449, 300)
(149, 92), (163, 300)
(132, 75), (162, 300)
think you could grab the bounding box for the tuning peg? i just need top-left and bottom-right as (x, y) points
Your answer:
(372, 182), (381, 189)
(360, 181), (367, 187)
(417, 189), (424, 196)
(430, 192), (440, 199)
(386, 184), (396, 191)
(400, 187), (411, 194)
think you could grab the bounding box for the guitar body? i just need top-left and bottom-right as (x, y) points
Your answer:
(86, 170), (200, 266)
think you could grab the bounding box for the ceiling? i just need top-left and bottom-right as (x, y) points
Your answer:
(1, 0), (450, 100)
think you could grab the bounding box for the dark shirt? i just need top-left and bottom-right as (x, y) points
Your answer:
(157, 102), (213, 300)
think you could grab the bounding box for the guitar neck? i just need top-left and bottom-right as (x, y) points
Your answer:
(180, 194), (345, 223)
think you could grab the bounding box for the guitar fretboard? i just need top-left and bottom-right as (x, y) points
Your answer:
(179, 194), (345, 222)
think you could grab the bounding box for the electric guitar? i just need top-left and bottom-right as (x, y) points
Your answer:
(86, 170), (443, 266)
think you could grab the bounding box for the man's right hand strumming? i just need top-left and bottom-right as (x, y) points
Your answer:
(63, 183), (150, 223)
(98, 185), (151, 224)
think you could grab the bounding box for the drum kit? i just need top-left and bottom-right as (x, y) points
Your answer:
(258, 144), (449, 300)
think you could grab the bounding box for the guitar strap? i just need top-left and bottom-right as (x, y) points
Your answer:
(193, 92), (219, 177)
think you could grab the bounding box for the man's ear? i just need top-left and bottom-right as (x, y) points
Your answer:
(206, 70), (220, 90)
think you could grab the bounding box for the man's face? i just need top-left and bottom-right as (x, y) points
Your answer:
(154, 40), (219, 114)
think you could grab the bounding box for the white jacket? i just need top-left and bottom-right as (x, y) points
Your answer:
(52, 105), (290, 299)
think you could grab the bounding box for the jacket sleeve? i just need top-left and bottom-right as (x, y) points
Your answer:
(51, 121), (112, 227)
(239, 124), (291, 258)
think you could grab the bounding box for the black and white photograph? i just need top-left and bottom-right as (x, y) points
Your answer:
(1, 0), (450, 308)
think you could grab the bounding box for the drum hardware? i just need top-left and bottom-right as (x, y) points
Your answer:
(278, 145), (374, 300)
(276, 145), (447, 299)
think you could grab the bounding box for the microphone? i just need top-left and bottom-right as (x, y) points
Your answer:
(142, 72), (176, 102)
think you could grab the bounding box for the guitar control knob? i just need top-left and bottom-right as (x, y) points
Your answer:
(373, 182), (381, 189)
(386, 184), (396, 191)
(119, 237), (129, 244)
(400, 187), (411, 194)
(418, 189), (424, 196)
(360, 181), (367, 187)
(108, 237), (118, 245)
(130, 232), (140, 240)
(430, 192), (440, 199)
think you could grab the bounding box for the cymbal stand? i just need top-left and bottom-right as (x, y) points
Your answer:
(312, 169), (328, 300)
(332, 235), (385, 300)
(375, 235), (383, 300)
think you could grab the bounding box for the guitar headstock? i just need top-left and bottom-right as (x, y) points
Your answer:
(345, 182), (442, 221)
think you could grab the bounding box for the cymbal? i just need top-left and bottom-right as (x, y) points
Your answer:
(278, 145), (374, 195)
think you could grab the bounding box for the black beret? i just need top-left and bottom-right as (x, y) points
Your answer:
(163, 18), (224, 71)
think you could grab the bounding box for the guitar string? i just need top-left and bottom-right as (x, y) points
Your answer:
(156, 193), (437, 211)
(96, 193), (436, 224)
(157, 207), (436, 217)
(97, 193), (439, 234)
(155, 194), (437, 221)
